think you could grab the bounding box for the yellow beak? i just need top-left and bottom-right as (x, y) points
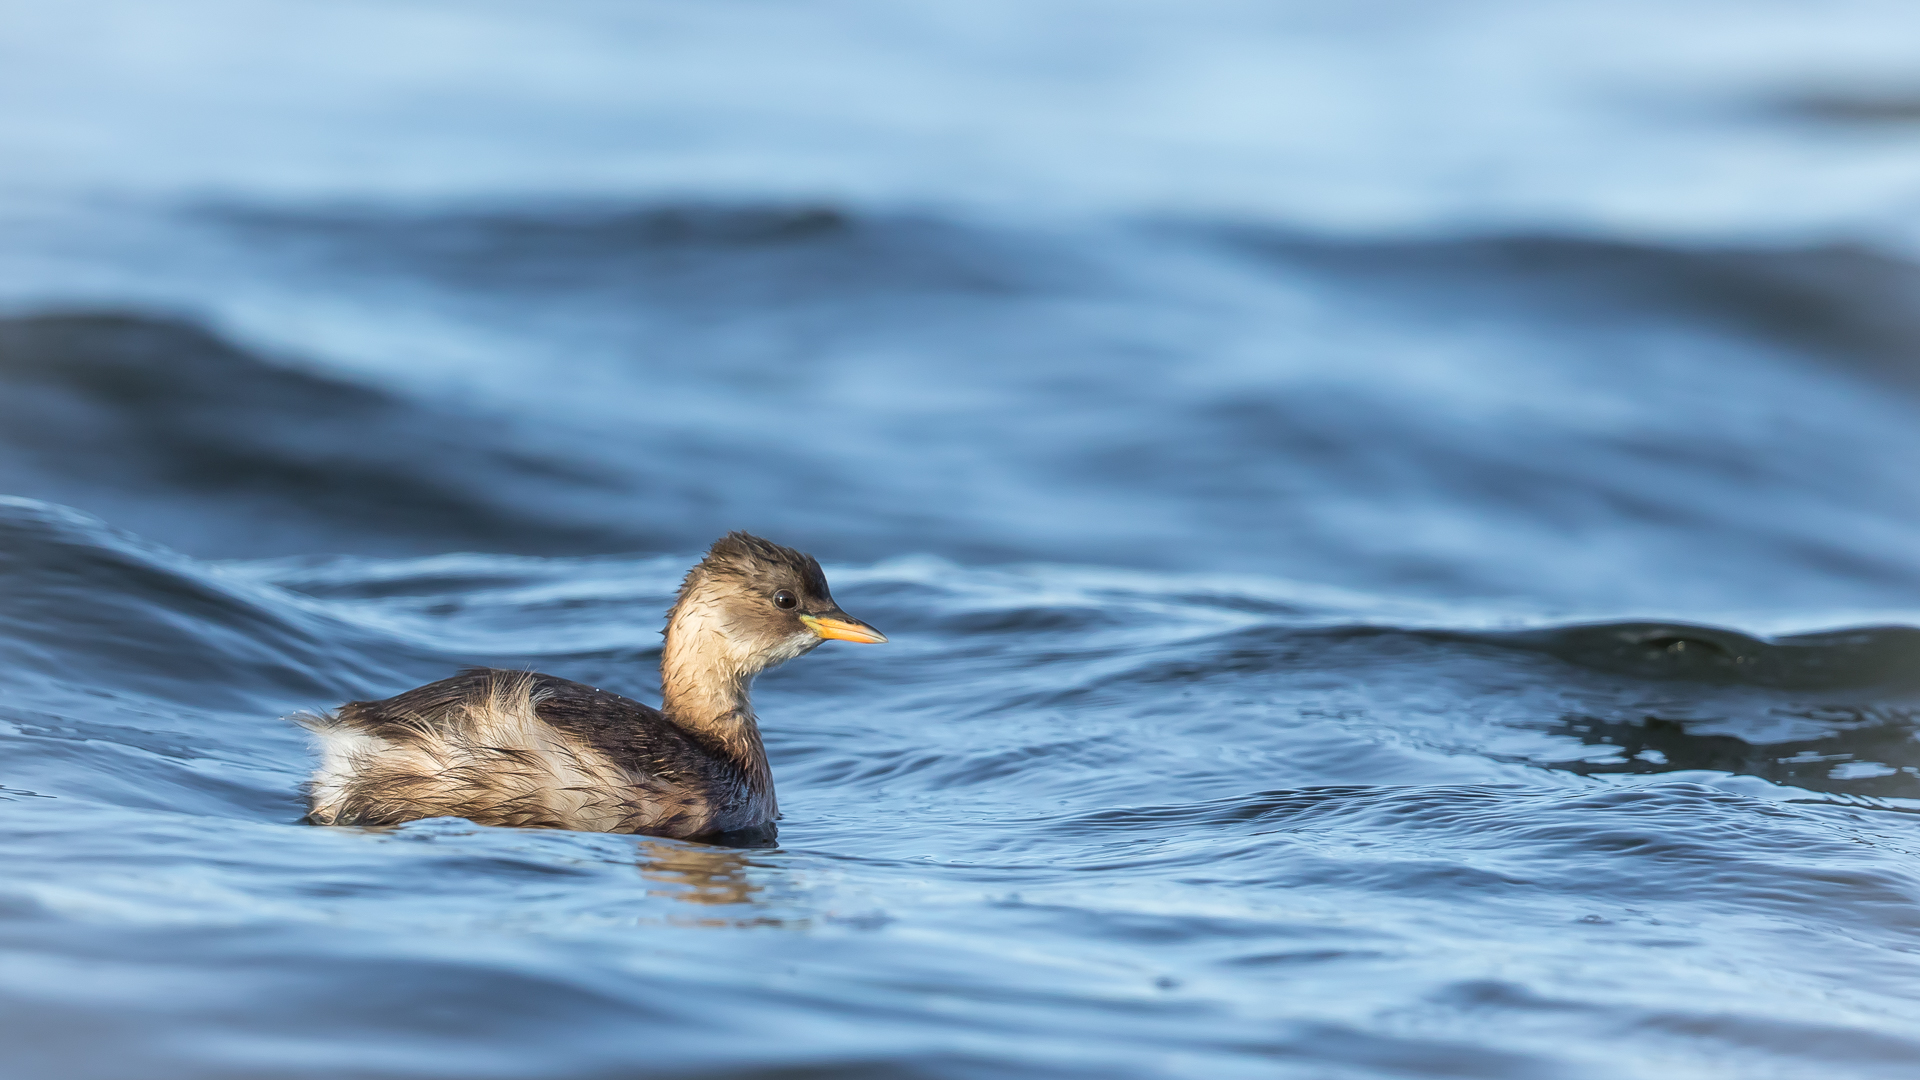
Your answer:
(800, 612), (888, 644)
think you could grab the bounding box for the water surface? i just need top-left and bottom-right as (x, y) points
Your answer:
(5, 3), (1920, 1078)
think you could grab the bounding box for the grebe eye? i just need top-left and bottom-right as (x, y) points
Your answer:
(773, 589), (797, 610)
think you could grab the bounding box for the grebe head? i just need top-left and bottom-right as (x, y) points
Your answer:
(667, 532), (886, 680)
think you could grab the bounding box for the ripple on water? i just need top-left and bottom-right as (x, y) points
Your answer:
(7, 188), (1920, 1076)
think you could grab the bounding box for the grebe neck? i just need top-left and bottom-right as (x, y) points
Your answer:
(659, 600), (773, 798)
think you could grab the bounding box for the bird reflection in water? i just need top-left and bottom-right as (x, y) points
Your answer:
(633, 839), (801, 928)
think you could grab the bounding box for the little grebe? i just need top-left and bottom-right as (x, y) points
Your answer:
(300, 532), (885, 840)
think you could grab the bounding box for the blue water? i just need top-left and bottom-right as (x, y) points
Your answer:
(6, 3), (1920, 1077)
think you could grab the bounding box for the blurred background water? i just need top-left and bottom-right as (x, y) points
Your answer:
(6, 2), (1920, 1077)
